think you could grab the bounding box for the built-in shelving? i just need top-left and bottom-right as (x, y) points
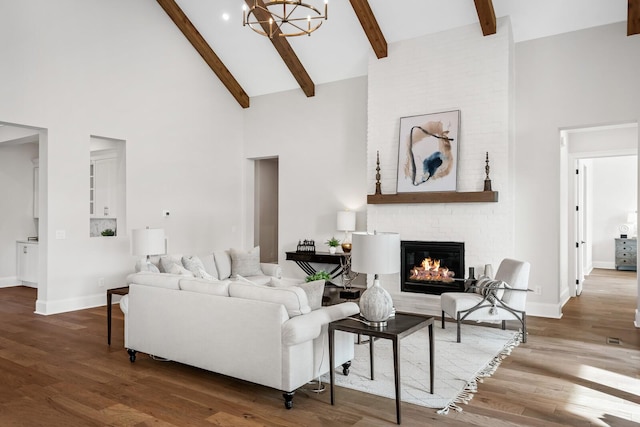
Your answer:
(367, 191), (499, 204)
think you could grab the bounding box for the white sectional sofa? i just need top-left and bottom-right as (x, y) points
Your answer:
(120, 249), (359, 409)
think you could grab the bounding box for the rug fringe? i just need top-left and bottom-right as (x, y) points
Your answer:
(437, 329), (522, 415)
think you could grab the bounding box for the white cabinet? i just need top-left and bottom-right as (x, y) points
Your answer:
(91, 157), (117, 218)
(16, 241), (38, 286)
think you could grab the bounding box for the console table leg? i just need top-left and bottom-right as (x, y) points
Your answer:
(393, 337), (401, 424)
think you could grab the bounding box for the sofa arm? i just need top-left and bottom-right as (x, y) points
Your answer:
(282, 302), (359, 346)
(261, 263), (282, 279)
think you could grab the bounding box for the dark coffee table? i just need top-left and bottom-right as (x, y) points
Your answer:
(329, 312), (434, 424)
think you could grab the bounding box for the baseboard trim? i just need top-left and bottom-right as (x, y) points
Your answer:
(526, 301), (563, 319)
(0, 276), (18, 288)
(35, 293), (105, 316)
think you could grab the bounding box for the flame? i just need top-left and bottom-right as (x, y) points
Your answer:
(410, 257), (455, 282)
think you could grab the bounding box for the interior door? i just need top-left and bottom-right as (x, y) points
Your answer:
(575, 161), (587, 296)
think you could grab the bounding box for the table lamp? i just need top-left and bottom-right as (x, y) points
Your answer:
(337, 210), (356, 253)
(132, 227), (166, 271)
(351, 231), (400, 328)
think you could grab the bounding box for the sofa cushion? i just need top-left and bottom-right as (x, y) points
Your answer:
(213, 250), (232, 279)
(182, 255), (215, 280)
(126, 272), (181, 290)
(270, 278), (325, 310)
(179, 278), (231, 296)
(159, 255), (184, 273)
(199, 253), (219, 279)
(228, 281), (311, 317)
(135, 259), (160, 273)
(230, 246), (263, 277)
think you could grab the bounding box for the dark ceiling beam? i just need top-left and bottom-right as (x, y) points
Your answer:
(156, 0), (250, 108)
(629, 0), (640, 35)
(245, 0), (315, 97)
(473, 0), (497, 36)
(349, 0), (387, 59)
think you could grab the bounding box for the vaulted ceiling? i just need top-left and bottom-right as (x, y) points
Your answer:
(159, 0), (639, 108)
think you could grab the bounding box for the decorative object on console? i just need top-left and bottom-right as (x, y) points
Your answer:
(396, 110), (460, 194)
(131, 227), (165, 272)
(242, 0), (328, 38)
(484, 152), (492, 191)
(375, 150), (382, 195)
(483, 263), (494, 279)
(296, 239), (315, 253)
(101, 228), (116, 236)
(325, 236), (340, 254)
(351, 231), (401, 328)
(337, 210), (356, 253)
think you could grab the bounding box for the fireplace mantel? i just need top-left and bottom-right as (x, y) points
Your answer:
(367, 190), (498, 204)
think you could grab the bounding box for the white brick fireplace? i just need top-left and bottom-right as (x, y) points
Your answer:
(366, 18), (516, 315)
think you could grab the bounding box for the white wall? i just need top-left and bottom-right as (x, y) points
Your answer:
(591, 156), (637, 267)
(366, 18), (515, 315)
(244, 77), (368, 280)
(0, 142), (39, 285)
(516, 22), (640, 319)
(0, 0), (245, 313)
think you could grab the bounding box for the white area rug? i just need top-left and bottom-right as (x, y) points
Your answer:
(323, 323), (521, 414)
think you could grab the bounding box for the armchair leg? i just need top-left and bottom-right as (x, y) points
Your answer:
(441, 311), (445, 329)
(502, 320), (506, 330)
(522, 313), (527, 343)
(456, 313), (461, 343)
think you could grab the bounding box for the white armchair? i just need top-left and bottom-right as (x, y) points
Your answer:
(440, 258), (531, 343)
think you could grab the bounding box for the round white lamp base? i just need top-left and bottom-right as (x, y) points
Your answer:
(359, 279), (393, 328)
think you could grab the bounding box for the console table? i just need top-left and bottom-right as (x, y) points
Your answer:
(285, 251), (349, 279)
(107, 286), (129, 345)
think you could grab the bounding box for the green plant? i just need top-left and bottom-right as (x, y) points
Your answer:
(306, 271), (331, 282)
(325, 236), (340, 247)
(101, 229), (115, 236)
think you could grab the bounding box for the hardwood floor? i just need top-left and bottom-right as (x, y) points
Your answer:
(0, 269), (638, 426)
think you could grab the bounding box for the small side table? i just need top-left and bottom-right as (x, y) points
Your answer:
(329, 313), (434, 425)
(107, 286), (129, 345)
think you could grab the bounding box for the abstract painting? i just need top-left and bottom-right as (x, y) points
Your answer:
(396, 110), (460, 193)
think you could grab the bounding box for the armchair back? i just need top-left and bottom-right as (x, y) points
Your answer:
(495, 258), (531, 310)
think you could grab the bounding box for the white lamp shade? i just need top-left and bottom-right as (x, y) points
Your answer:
(351, 232), (400, 275)
(131, 228), (166, 256)
(337, 210), (356, 231)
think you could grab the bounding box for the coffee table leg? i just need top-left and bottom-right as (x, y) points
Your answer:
(393, 337), (401, 424)
(429, 323), (434, 394)
(329, 326), (335, 405)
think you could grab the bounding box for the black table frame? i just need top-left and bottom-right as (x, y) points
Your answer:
(285, 251), (349, 279)
(107, 286), (129, 345)
(329, 313), (434, 425)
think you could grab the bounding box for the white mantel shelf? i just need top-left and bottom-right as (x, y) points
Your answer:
(367, 191), (499, 204)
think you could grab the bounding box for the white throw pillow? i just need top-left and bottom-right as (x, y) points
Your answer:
(135, 259), (160, 273)
(269, 277), (326, 310)
(182, 255), (215, 280)
(166, 262), (194, 277)
(159, 254), (183, 273)
(230, 246), (263, 277)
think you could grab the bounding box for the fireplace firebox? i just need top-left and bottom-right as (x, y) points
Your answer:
(400, 241), (465, 295)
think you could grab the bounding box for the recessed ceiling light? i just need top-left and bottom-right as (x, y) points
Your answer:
(222, 13), (230, 21)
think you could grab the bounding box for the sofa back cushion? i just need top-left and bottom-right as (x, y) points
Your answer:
(213, 250), (232, 279)
(179, 278), (231, 296)
(126, 272), (181, 290)
(230, 246), (263, 277)
(228, 281), (311, 317)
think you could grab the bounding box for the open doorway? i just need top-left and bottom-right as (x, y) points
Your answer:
(254, 157), (278, 263)
(565, 123), (638, 299)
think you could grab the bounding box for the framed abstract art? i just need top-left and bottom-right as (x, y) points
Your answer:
(396, 110), (460, 193)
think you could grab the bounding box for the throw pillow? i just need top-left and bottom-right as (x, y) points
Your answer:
(135, 259), (160, 273)
(166, 262), (194, 277)
(473, 276), (505, 301)
(159, 254), (183, 273)
(230, 246), (263, 277)
(182, 255), (215, 280)
(296, 279), (326, 310)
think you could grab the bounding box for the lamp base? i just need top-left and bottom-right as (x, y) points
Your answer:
(359, 279), (393, 327)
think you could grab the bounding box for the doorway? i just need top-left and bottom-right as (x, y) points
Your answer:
(565, 123), (638, 299)
(254, 157), (278, 263)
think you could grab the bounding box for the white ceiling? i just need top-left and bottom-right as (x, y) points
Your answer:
(174, 0), (628, 97)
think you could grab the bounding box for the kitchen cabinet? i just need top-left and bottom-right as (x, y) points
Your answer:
(16, 241), (38, 286)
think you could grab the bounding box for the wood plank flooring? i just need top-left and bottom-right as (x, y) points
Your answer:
(0, 269), (638, 426)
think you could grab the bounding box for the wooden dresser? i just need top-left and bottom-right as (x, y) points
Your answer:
(615, 238), (637, 271)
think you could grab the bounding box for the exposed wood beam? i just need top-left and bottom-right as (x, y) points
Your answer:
(349, 0), (387, 59)
(156, 0), (250, 108)
(473, 0), (497, 36)
(629, 0), (640, 36)
(245, 0), (315, 97)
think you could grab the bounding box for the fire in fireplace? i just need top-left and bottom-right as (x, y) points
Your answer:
(401, 241), (465, 295)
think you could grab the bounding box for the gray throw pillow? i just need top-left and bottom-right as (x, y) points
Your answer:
(182, 255), (215, 280)
(230, 246), (263, 277)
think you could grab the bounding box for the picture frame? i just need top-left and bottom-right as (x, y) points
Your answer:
(396, 110), (460, 193)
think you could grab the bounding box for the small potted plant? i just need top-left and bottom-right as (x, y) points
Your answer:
(101, 228), (116, 237)
(325, 236), (340, 254)
(305, 271), (331, 283)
